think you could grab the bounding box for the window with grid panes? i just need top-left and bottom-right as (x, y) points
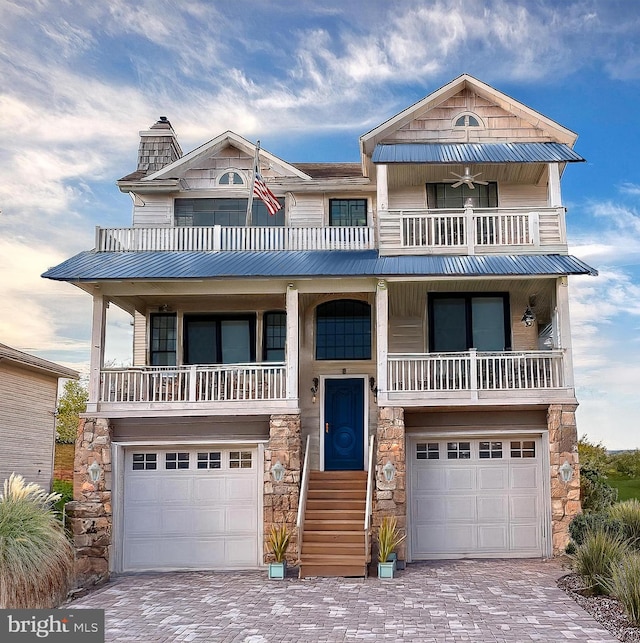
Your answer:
(447, 442), (471, 459)
(229, 451), (252, 468)
(416, 443), (440, 459)
(316, 299), (371, 360)
(263, 311), (286, 361)
(174, 198), (284, 227)
(150, 314), (177, 366)
(510, 440), (536, 458)
(132, 453), (157, 470)
(165, 452), (189, 469)
(197, 452), (221, 469)
(479, 441), (503, 459)
(329, 199), (367, 226)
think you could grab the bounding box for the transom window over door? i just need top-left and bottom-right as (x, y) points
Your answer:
(428, 293), (511, 352)
(184, 315), (256, 364)
(329, 199), (367, 226)
(316, 299), (371, 360)
(175, 198), (284, 227)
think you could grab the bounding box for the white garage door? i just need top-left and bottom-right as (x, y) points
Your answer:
(410, 437), (544, 559)
(123, 446), (260, 571)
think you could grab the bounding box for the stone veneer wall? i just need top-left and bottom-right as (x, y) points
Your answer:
(548, 403), (581, 555)
(373, 407), (407, 561)
(264, 414), (301, 564)
(65, 417), (112, 588)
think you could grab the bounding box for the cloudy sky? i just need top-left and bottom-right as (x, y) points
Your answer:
(1, 0), (639, 448)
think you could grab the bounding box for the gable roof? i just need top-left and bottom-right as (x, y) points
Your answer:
(360, 74), (579, 158)
(0, 343), (78, 379)
(137, 131), (311, 182)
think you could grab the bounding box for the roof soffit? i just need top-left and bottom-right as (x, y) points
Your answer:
(360, 74), (578, 158)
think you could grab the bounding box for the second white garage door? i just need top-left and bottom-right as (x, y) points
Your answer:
(122, 446), (260, 571)
(410, 437), (545, 559)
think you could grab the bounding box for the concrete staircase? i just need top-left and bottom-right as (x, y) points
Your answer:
(298, 470), (369, 578)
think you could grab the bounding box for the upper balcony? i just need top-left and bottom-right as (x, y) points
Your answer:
(378, 206), (567, 256)
(96, 225), (375, 252)
(96, 206), (566, 256)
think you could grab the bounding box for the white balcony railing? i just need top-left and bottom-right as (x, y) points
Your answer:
(99, 363), (286, 403)
(396, 207), (564, 252)
(96, 225), (374, 252)
(387, 350), (565, 393)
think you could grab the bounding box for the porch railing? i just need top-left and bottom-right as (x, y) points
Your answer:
(99, 363), (286, 403)
(364, 433), (375, 567)
(397, 207), (563, 251)
(387, 350), (565, 393)
(296, 435), (312, 565)
(96, 225), (374, 252)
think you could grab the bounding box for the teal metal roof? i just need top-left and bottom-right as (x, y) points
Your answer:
(372, 142), (585, 164)
(42, 250), (597, 281)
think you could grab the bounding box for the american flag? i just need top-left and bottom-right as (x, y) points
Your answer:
(253, 167), (282, 216)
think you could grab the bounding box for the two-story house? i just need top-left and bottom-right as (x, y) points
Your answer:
(44, 74), (596, 585)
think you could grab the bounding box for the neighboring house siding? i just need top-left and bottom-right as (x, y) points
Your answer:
(133, 311), (146, 366)
(0, 362), (58, 488)
(133, 195), (172, 227)
(289, 193), (325, 226)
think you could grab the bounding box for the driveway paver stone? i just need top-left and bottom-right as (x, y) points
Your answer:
(69, 559), (618, 642)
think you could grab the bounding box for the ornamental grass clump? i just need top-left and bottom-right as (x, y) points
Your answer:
(377, 516), (406, 563)
(572, 529), (630, 596)
(0, 473), (74, 608)
(604, 553), (640, 626)
(267, 523), (290, 563)
(608, 499), (640, 547)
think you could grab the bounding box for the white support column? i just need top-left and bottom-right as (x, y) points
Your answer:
(376, 279), (389, 404)
(285, 283), (299, 401)
(87, 292), (107, 412)
(556, 276), (575, 390)
(376, 164), (388, 211)
(548, 163), (562, 207)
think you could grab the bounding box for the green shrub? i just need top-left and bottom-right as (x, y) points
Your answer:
(608, 499), (640, 546)
(572, 529), (630, 595)
(0, 474), (74, 608)
(580, 462), (618, 513)
(604, 553), (640, 626)
(52, 479), (73, 516)
(568, 512), (625, 546)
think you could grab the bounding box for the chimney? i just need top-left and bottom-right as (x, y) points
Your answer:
(136, 116), (183, 175)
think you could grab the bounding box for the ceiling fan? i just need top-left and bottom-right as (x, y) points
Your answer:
(449, 166), (488, 189)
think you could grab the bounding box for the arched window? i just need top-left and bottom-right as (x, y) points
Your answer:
(316, 299), (371, 360)
(218, 170), (245, 186)
(453, 113), (482, 128)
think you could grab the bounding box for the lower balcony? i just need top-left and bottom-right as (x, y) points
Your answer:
(94, 363), (296, 417)
(383, 349), (573, 406)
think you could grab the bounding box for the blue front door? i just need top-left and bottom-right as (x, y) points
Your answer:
(324, 378), (365, 471)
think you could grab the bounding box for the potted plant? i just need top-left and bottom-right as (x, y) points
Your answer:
(377, 516), (405, 579)
(267, 523), (291, 579)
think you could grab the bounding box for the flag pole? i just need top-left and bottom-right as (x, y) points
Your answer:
(246, 140), (260, 227)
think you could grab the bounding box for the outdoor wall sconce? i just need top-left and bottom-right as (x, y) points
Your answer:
(559, 460), (573, 483)
(382, 460), (396, 483)
(521, 295), (537, 327)
(311, 377), (319, 403)
(521, 306), (536, 327)
(87, 460), (102, 484)
(271, 460), (285, 483)
(369, 377), (378, 402)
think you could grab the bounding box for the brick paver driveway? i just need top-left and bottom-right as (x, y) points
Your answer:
(70, 559), (617, 642)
